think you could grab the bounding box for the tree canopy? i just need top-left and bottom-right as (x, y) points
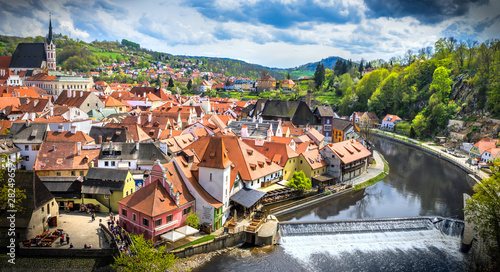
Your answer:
(464, 159), (500, 257)
(185, 213), (200, 228)
(111, 234), (176, 272)
(287, 171), (312, 191)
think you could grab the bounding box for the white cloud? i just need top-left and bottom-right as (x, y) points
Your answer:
(0, 0), (497, 68)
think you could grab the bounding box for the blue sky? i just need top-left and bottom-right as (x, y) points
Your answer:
(0, 0), (499, 68)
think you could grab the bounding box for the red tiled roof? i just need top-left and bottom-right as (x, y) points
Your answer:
(323, 139), (371, 165)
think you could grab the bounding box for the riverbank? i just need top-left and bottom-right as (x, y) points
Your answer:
(172, 245), (240, 272)
(370, 129), (487, 181)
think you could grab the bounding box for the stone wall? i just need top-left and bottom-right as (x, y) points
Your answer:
(19, 247), (116, 257)
(171, 232), (246, 258)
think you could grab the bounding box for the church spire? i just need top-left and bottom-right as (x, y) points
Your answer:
(47, 14), (53, 45)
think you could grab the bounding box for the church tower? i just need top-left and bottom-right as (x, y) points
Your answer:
(46, 15), (56, 71)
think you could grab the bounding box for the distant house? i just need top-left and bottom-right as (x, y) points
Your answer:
(314, 105), (339, 141)
(256, 75), (276, 91)
(349, 112), (364, 124)
(280, 79), (295, 91)
(359, 112), (380, 128)
(469, 138), (499, 164)
(198, 80), (212, 92)
(54, 90), (104, 114)
(331, 118), (359, 143)
(380, 114), (402, 130)
(245, 99), (319, 127)
(0, 138), (22, 170)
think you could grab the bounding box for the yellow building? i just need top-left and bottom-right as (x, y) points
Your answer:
(360, 112), (380, 128)
(296, 149), (327, 178)
(331, 119), (359, 143)
(257, 75), (276, 91)
(82, 168), (136, 213)
(280, 79), (295, 90)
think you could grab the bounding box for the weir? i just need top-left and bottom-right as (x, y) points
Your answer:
(277, 217), (467, 271)
(279, 217), (464, 238)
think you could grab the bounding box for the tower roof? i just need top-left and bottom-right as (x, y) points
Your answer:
(47, 16), (53, 45)
(198, 136), (232, 169)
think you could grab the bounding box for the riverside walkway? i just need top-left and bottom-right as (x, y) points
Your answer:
(371, 129), (489, 180)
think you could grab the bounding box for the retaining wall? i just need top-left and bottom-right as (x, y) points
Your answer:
(19, 247), (116, 258)
(171, 232), (246, 258)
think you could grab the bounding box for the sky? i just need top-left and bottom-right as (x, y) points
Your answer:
(0, 0), (499, 68)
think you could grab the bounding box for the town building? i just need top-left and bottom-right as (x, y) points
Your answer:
(359, 112), (380, 128)
(97, 142), (169, 170)
(381, 114), (402, 130)
(320, 139), (372, 182)
(118, 161), (195, 242)
(314, 105), (339, 141)
(331, 118), (359, 143)
(9, 122), (49, 170)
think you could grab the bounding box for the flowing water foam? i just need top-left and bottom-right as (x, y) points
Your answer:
(279, 218), (466, 271)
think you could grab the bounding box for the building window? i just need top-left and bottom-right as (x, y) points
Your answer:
(143, 218), (149, 227)
(133, 214), (136, 221)
(183, 207), (191, 216)
(23, 156), (29, 161)
(126, 191), (128, 196)
(71, 171), (75, 176)
(122, 208), (127, 217)
(210, 173), (212, 181)
(167, 214), (173, 222)
(155, 219), (162, 227)
(105, 161), (109, 166)
(25, 145), (29, 151)
(131, 188), (133, 194)
(80, 171), (84, 176)
(52, 201), (54, 206)
(111, 161), (116, 166)
(41, 207), (44, 213)
(56, 172), (61, 176)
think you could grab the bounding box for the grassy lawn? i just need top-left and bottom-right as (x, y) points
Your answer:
(173, 235), (216, 250)
(93, 51), (123, 59)
(290, 70), (314, 78)
(354, 153), (390, 191)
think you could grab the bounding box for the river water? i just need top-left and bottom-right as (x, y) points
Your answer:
(196, 136), (475, 272)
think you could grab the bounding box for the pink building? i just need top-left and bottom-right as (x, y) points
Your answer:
(118, 161), (195, 242)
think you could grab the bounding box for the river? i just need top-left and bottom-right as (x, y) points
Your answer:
(196, 136), (475, 271)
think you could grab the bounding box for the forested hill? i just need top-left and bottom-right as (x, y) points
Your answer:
(333, 38), (500, 138)
(0, 34), (285, 79)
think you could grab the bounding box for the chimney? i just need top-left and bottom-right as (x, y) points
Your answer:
(258, 116), (263, 123)
(98, 136), (102, 144)
(252, 116), (256, 123)
(58, 124), (63, 133)
(175, 193), (180, 206)
(241, 125), (248, 138)
(148, 112), (152, 123)
(53, 145), (57, 151)
(50, 106), (54, 116)
(118, 93), (121, 98)
(25, 120), (30, 127)
(71, 125), (76, 134)
(137, 115), (141, 125)
(136, 142), (140, 150)
(67, 89), (71, 98)
(30, 112), (36, 121)
(77, 142), (81, 156)
(307, 90), (311, 108)
(80, 91), (83, 97)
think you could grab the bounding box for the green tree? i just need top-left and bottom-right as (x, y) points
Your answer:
(187, 79), (193, 91)
(287, 171), (312, 192)
(429, 66), (453, 103)
(0, 154), (27, 216)
(411, 113), (426, 138)
(464, 158), (500, 256)
(111, 234), (176, 272)
(287, 73), (291, 80)
(185, 213), (200, 228)
(168, 78), (175, 88)
(313, 63), (325, 89)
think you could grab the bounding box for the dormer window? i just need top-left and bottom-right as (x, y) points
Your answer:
(210, 173), (212, 181)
